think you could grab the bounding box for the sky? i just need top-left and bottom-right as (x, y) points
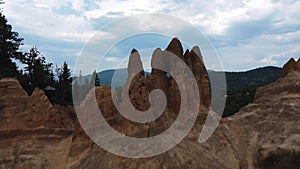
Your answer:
(2, 0), (300, 74)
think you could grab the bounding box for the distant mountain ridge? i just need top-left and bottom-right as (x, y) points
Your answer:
(98, 66), (282, 91)
(213, 66), (282, 93)
(97, 68), (128, 88)
(221, 66), (282, 116)
(98, 69), (150, 88)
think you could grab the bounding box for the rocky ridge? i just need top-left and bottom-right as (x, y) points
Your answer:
(280, 58), (300, 78)
(225, 57), (300, 168)
(0, 78), (73, 169)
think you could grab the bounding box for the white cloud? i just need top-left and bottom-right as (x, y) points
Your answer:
(83, 0), (175, 20)
(71, 0), (85, 12)
(33, 0), (69, 10)
(104, 57), (122, 63)
(258, 56), (278, 64)
(259, 48), (300, 65)
(2, 0), (300, 72)
(217, 32), (300, 70)
(3, 0), (93, 43)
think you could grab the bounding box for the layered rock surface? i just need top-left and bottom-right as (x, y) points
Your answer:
(0, 78), (73, 169)
(224, 57), (300, 168)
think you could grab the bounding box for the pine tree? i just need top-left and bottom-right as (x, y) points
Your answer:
(20, 47), (53, 93)
(72, 79), (80, 105)
(91, 70), (100, 87)
(95, 72), (100, 86)
(56, 62), (72, 105)
(62, 62), (72, 91)
(0, 11), (23, 77)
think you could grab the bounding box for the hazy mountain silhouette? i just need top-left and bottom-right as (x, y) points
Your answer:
(98, 66), (282, 91)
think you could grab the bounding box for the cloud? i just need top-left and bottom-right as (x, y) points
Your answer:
(217, 31), (300, 71)
(71, 0), (85, 12)
(3, 0), (94, 43)
(83, 0), (172, 20)
(259, 49), (300, 65)
(104, 57), (122, 63)
(33, 0), (69, 10)
(1, 0), (299, 73)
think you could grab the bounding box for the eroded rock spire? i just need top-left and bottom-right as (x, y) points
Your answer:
(280, 58), (300, 78)
(128, 48), (144, 76)
(166, 37), (184, 57)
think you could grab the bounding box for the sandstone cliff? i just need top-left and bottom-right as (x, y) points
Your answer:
(0, 78), (73, 169)
(224, 57), (300, 168)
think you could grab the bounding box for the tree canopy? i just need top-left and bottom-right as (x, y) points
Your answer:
(0, 8), (76, 105)
(0, 12), (23, 77)
(56, 62), (72, 105)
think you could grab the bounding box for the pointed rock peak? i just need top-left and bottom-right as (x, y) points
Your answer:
(191, 46), (203, 60)
(0, 78), (28, 108)
(183, 49), (190, 57)
(183, 49), (193, 69)
(30, 88), (49, 100)
(31, 87), (44, 96)
(167, 37), (182, 48)
(166, 37), (183, 57)
(153, 48), (163, 56)
(128, 48), (144, 75)
(280, 58), (299, 78)
(0, 78), (28, 98)
(29, 87), (53, 108)
(151, 48), (164, 66)
(287, 58), (296, 64)
(131, 48), (138, 54)
(283, 58), (296, 70)
(151, 48), (167, 74)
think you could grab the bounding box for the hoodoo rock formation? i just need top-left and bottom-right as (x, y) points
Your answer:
(147, 48), (168, 93)
(123, 49), (150, 111)
(122, 37), (211, 115)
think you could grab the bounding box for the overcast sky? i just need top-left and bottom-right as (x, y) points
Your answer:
(3, 0), (300, 74)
